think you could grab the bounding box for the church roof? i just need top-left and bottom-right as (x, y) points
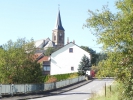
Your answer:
(54, 10), (65, 31)
(34, 38), (51, 48)
(34, 38), (55, 53)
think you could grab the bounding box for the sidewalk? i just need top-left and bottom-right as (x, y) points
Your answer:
(1, 80), (92, 100)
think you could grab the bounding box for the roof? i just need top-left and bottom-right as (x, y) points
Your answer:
(34, 53), (44, 60)
(34, 39), (45, 48)
(51, 42), (91, 55)
(44, 41), (55, 48)
(37, 56), (49, 63)
(54, 10), (65, 31)
(34, 38), (55, 52)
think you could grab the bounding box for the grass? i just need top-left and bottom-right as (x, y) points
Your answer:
(89, 81), (120, 100)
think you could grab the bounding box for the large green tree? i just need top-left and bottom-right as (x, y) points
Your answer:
(84, 0), (133, 99)
(0, 38), (42, 84)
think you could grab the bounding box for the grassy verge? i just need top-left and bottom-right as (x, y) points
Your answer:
(89, 81), (119, 100)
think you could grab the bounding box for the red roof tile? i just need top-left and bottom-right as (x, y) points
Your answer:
(38, 56), (49, 63)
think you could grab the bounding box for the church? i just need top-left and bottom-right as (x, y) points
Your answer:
(35, 9), (65, 53)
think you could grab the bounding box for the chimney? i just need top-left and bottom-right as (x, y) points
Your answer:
(67, 37), (69, 44)
(73, 40), (75, 44)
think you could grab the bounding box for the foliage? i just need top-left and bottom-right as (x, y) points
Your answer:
(91, 65), (100, 74)
(0, 38), (42, 84)
(45, 76), (57, 83)
(95, 53), (107, 65)
(78, 55), (91, 75)
(44, 73), (78, 83)
(84, 0), (133, 99)
(89, 82), (121, 100)
(44, 47), (57, 56)
(68, 73), (79, 79)
(0, 45), (3, 49)
(80, 46), (107, 65)
(80, 46), (98, 65)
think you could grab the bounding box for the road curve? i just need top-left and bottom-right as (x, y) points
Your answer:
(29, 78), (114, 100)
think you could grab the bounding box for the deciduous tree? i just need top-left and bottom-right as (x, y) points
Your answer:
(84, 0), (133, 99)
(0, 38), (42, 84)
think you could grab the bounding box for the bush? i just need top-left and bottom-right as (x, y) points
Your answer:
(44, 73), (79, 83)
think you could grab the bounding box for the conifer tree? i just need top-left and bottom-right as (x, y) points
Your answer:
(78, 55), (91, 75)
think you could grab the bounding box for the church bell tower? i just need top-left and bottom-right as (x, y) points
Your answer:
(52, 9), (65, 47)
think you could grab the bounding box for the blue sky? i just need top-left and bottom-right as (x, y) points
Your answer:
(0, 0), (117, 52)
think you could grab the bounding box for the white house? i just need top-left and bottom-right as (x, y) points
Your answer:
(50, 42), (91, 75)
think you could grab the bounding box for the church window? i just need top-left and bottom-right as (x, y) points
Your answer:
(54, 36), (56, 40)
(59, 33), (62, 41)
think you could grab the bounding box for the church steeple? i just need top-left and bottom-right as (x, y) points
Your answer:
(54, 10), (64, 31)
(52, 9), (65, 47)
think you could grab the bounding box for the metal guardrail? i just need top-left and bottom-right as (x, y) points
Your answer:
(0, 76), (85, 97)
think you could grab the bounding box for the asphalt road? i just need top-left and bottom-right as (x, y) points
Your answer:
(29, 78), (114, 100)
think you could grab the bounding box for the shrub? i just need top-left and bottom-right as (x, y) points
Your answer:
(45, 76), (57, 83)
(44, 73), (79, 83)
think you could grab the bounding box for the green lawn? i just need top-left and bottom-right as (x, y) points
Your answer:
(89, 82), (119, 100)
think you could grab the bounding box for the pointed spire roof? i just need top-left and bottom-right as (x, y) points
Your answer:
(54, 10), (65, 30)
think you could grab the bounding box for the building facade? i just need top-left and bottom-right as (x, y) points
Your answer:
(50, 42), (91, 75)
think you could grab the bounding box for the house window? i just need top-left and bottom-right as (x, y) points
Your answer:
(43, 66), (50, 71)
(71, 67), (74, 71)
(69, 48), (73, 53)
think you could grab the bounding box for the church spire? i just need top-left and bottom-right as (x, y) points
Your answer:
(54, 9), (64, 30)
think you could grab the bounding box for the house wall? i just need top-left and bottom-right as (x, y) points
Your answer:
(50, 43), (91, 75)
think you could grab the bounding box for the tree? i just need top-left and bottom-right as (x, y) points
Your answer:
(80, 46), (98, 65)
(45, 47), (57, 56)
(95, 53), (107, 65)
(84, 0), (133, 99)
(0, 38), (42, 84)
(78, 55), (91, 75)
(0, 45), (1, 48)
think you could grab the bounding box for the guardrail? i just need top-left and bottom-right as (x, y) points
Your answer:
(0, 76), (85, 97)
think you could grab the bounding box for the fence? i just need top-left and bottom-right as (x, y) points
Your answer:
(0, 76), (85, 97)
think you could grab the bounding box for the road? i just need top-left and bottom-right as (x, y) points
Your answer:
(29, 78), (114, 100)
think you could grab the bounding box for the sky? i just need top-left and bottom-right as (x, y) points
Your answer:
(0, 0), (117, 52)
